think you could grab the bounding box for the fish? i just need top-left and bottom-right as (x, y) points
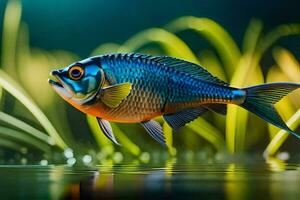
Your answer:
(48, 53), (300, 146)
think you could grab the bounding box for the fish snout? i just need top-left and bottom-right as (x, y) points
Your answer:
(48, 69), (65, 88)
(50, 69), (64, 76)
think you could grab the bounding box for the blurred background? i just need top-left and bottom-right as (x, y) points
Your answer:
(0, 0), (300, 165)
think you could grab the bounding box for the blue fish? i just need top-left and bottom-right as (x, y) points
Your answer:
(48, 53), (300, 146)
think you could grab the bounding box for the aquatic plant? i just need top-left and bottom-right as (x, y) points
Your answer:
(0, 0), (300, 164)
(0, 0), (67, 151)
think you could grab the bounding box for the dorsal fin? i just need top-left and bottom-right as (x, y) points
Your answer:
(101, 53), (228, 86)
(150, 55), (228, 86)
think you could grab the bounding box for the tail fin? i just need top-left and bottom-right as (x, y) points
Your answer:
(241, 82), (300, 139)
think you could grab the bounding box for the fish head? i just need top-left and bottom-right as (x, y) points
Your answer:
(48, 58), (104, 105)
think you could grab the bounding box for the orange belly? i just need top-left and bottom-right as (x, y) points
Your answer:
(66, 95), (163, 123)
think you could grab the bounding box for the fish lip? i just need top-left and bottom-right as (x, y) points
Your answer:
(48, 73), (73, 99)
(48, 78), (63, 87)
(48, 72), (63, 88)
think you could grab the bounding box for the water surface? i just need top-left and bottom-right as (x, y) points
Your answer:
(1, 160), (300, 199)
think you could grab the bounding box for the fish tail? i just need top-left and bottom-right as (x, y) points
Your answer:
(240, 82), (300, 139)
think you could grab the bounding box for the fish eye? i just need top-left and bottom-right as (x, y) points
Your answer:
(68, 66), (84, 80)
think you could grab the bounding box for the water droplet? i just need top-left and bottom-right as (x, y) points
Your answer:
(20, 148), (28, 154)
(64, 148), (74, 158)
(40, 159), (48, 166)
(185, 150), (194, 161)
(113, 152), (123, 163)
(82, 155), (92, 164)
(140, 152), (150, 163)
(276, 151), (290, 161)
(102, 146), (114, 155)
(20, 158), (27, 165)
(67, 158), (76, 166)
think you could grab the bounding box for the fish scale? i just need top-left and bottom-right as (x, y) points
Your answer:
(99, 54), (236, 121)
(99, 54), (167, 122)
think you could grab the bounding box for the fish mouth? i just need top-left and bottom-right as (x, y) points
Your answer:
(48, 71), (73, 99)
(48, 78), (63, 87)
(48, 71), (63, 88)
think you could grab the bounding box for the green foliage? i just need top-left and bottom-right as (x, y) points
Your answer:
(0, 69), (67, 149)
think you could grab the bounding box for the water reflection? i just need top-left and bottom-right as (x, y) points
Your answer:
(0, 160), (300, 199)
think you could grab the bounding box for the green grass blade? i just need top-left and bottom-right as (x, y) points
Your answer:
(226, 57), (264, 153)
(110, 123), (141, 156)
(166, 16), (241, 78)
(0, 111), (55, 146)
(226, 106), (248, 153)
(273, 47), (300, 83)
(0, 126), (51, 153)
(163, 122), (176, 156)
(226, 20), (263, 153)
(16, 36), (77, 148)
(15, 24), (78, 148)
(1, 0), (22, 76)
(0, 69), (68, 149)
(86, 115), (114, 150)
(263, 47), (300, 156)
(264, 109), (300, 157)
(0, 138), (26, 153)
(186, 118), (226, 151)
(87, 115), (141, 156)
(119, 28), (199, 63)
(256, 22), (300, 140)
(242, 19), (263, 53)
(257, 23), (300, 55)
(91, 43), (121, 56)
(198, 50), (227, 82)
(252, 24), (300, 155)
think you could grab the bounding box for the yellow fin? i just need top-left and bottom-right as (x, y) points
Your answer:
(101, 82), (132, 108)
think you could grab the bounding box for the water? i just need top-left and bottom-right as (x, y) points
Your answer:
(0, 158), (300, 199)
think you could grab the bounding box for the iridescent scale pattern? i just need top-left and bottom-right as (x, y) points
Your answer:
(93, 53), (242, 122)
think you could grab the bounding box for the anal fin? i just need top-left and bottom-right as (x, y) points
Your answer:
(163, 107), (208, 131)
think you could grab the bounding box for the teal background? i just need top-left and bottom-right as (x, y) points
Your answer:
(0, 0), (299, 56)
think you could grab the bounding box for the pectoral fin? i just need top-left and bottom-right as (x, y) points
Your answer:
(96, 117), (121, 145)
(101, 82), (132, 108)
(141, 120), (166, 147)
